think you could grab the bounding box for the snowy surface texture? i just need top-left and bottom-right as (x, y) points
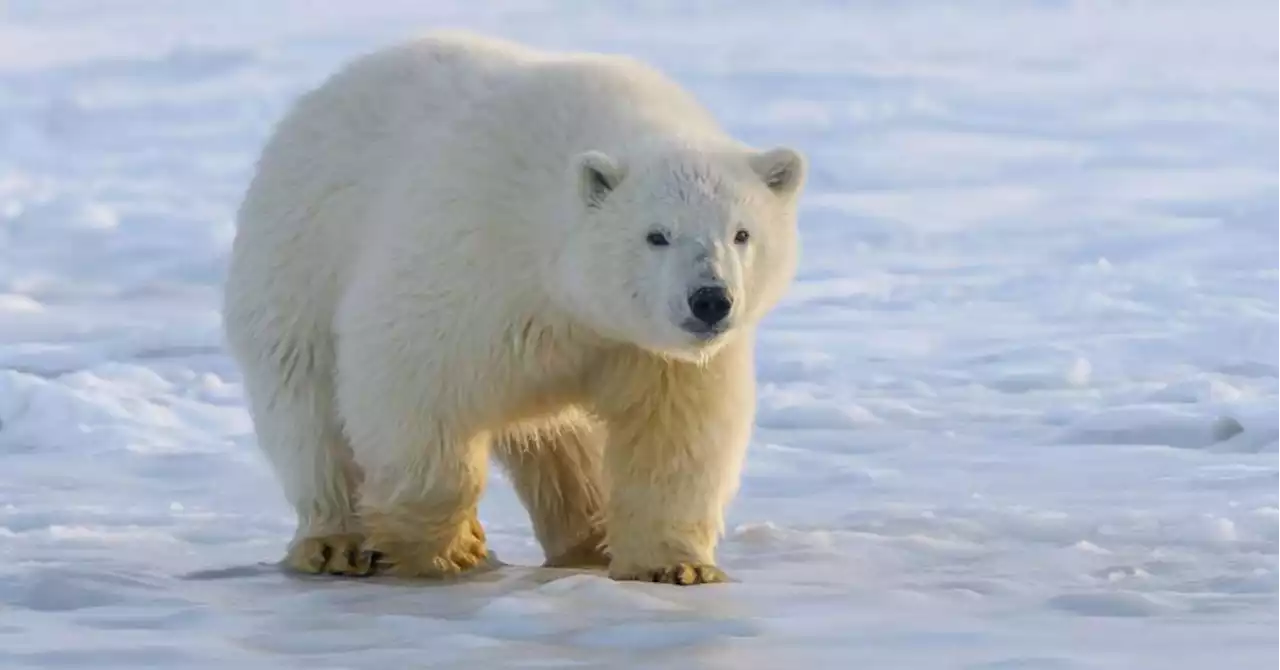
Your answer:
(0, 1), (1276, 668)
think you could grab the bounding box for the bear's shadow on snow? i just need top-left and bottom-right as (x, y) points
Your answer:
(179, 551), (602, 590)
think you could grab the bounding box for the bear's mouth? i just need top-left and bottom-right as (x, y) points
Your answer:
(680, 318), (730, 341)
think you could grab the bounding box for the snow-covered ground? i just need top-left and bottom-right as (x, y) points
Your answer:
(1, 1), (1276, 668)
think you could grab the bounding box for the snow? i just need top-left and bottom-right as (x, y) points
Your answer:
(0, 0), (1276, 667)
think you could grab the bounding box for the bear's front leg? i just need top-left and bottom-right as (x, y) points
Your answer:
(596, 342), (756, 586)
(353, 433), (492, 578)
(334, 313), (493, 578)
(358, 473), (491, 579)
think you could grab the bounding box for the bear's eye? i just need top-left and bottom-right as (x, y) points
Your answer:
(734, 229), (750, 245)
(646, 231), (670, 247)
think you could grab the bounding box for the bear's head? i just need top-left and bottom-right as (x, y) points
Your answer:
(555, 143), (805, 362)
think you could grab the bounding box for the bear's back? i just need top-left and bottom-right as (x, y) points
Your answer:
(228, 32), (735, 337)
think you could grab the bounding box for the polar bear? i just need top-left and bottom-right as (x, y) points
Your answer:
(222, 31), (805, 585)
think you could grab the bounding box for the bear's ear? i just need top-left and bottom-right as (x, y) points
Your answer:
(574, 150), (626, 208)
(749, 146), (806, 196)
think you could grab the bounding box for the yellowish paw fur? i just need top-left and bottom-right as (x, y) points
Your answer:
(612, 563), (730, 586)
(542, 529), (610, 568)
(283, 533), (372, 576)
(361, 515), (490, 578)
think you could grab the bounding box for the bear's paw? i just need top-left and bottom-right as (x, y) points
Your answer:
(361, 516), (491, 579)
(283, 533), (373, 576)
(613, 563), (731, 586)
(542, 529), (610, 569)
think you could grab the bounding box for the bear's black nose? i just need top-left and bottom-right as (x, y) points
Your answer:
(688, 286), (733, 327)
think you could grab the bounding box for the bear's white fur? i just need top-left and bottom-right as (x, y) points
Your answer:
(222, 31), (805, 584)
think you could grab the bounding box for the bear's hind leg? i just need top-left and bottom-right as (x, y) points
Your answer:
(237, 347), (368, 576)
(493, 416), (609, 568)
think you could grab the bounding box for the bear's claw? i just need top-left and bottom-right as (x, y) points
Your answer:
(284, 533), (373, 576)
(361, 518), (490, 578)
(616, 563), (730, 586)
